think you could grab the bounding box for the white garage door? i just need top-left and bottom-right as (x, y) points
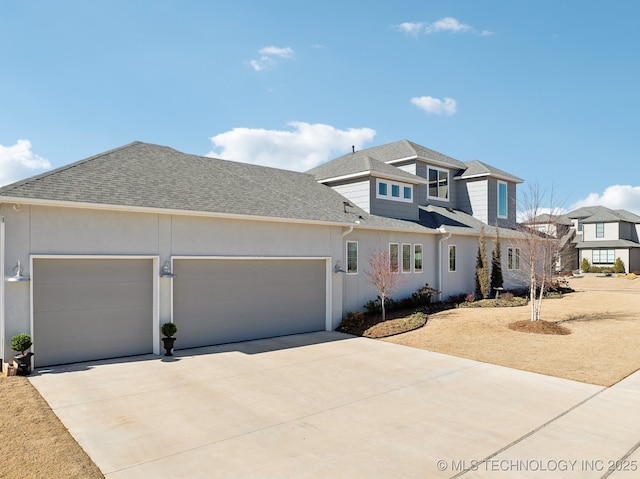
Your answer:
(173, 259), (327, 349)
(33, 258), (154, 367)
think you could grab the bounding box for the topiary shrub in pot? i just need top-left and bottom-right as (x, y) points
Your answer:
(160, 322), (178, 356)
(11, 333), (33, 375)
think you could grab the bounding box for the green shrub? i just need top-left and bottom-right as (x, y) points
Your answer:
(613, 257), (626, 273)
(160, 322), (178, 337)
(580, 258), (591, 272)
(11, 333), (32, 355)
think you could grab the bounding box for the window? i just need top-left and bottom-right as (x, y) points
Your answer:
(448, 245), (456, 272)
(389, 243), (399, 272)
(376, 179), (412, 203)
(402, 244), (411, 273)
(346, 241), (358, 274)
(428, 167), (449, 200)
(593, 249), (614, 264)
(577, 222), (583, 232)
(507, 247), (520, 269)
(596, 222), (605, 238)
(414, 244), (423, 272)
(497, 181), (508, 218)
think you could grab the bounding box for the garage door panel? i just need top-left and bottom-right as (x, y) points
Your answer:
(33, 259), (153, 367)
(34, 281), (151, 312)
(174, 259), (326, 350)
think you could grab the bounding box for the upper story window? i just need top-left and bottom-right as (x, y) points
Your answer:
(346, 241), (358, 274)
(376, 179), (413, 203)
(596, 222), (605, 238)
(497, 181), (508, 218)
(428, 167), (449, 201)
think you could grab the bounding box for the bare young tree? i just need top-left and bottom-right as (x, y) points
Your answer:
(366, 248), (405, 321)
(513, 184), (562, 321)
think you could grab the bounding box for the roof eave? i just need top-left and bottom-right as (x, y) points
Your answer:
(0, 196), (359, 228)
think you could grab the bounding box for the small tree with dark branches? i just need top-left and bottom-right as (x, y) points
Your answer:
(490, 228), (504, 295)
(475, 227), (490, 299)
(366, 248), (406, 321)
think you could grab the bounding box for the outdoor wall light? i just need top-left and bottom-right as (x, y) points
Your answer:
(160, 260), (177, 279)
(6, 260), (30, 282)
(334, 260), (346, 274)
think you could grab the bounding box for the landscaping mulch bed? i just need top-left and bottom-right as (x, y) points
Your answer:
(508, 319), (571, 335)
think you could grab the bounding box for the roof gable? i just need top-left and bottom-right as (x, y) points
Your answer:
(457, 160), (524, 184)
(306, 152), (426, 184)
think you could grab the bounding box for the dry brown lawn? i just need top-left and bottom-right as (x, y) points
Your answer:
(384, 275), (640, 387)
(1, 275), (638, 478)
(0, 375), (104, 479)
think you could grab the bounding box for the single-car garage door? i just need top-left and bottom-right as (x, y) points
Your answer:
(33, 258), (154, 367)
(173, 258), (327, 349)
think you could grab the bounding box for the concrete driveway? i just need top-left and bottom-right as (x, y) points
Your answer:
(29, 332), (640, 478)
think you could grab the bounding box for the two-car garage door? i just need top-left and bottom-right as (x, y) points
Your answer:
(32, 257), (327, 366)
(172, 258), (327, 350)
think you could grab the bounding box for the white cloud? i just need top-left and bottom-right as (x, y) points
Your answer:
(395, 22), (425, 36)
(208, 122), (376, 171)
(425, 17), (471, 34)
(570, 185), (640, 215)
(411, 96), (457, 116)
(259, 46), (294, 58)
(394, 17), (488, 36)
(0, 139), (51, 186)
(250, 45), (294, 71)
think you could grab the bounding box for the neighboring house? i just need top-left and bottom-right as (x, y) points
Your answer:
(1, 140), (526, 368)
(527, 206), (640, 273)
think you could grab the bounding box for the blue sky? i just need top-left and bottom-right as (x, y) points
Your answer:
(2, 1), (640, 213)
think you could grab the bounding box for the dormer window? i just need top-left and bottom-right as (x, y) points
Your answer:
(376, 179), (413, 203)
(428, 167), (449, 200)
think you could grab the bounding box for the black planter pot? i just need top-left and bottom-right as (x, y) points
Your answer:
(162, 337), (176, 356)
(14, 352), (34, 376)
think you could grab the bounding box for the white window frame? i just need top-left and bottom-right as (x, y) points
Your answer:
(401, 243), (411, 273)
(507, 247), (520, 270)
(448, 244), (457, 272)
(389, 243), (399, 272)
(596, 222), (605, 238)
(346, 241), (358, 274)
(497, 181), (508, 219)
(414, 244), (423, 273)
(592, 249), (614, 264)
(376, 179), (413, 203)
(427, 167), (450, 201)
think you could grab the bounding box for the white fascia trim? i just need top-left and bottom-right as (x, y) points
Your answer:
(171, 255), (331, 261)
(454, 173), (523, 183)
(29, 254), (161, 355)
(0, 196), (354, 228)
(384, 156), (417, 165)
(453, 173), (490, 181)
(374, 173), (427, 185)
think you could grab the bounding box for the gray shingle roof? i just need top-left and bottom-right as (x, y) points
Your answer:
(418, 205), (526, 239)
(0, 142), (434, 232)
(576, 240), (640, 249)
(566, 206), (640, 224)
(458, 160), (524, 183)
(306, 152), (426, 184)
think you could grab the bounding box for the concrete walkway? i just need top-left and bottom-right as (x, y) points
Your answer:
(29, 332), (640, 478)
